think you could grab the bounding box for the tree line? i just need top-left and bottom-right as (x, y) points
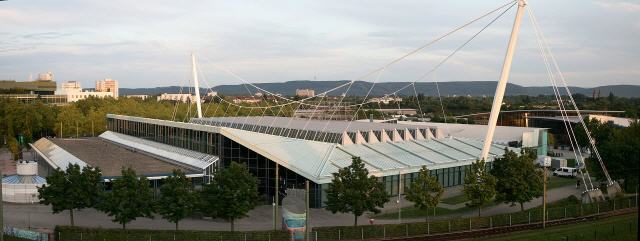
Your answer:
(38, 151), (541, 230)
(324, 149), (543, 226)
(574, 118), (639, 192)
(0, 97), (290, 159)
(38, 162), (259, 231)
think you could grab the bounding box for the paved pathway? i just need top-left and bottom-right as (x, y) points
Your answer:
(2, 184), (584, 232)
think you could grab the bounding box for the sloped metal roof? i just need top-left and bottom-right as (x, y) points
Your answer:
(220, 127), (517, 184)
(2, 175), (47, 185)
(106, 114), (518, 184)
(99, 131), (218, 170)
(31, 138), (88, 170)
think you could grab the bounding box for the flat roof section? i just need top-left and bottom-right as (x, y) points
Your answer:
(46, 138), (200, 178)
(397, 121), (545, 145)
(193, 116), (437, 134)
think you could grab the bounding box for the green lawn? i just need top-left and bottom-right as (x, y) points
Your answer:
(372, 204), (482, 219)
(566, 159), (577, 168)
(441, 194), (469, 205)
(374, 195), (585, 220)
(548, 175), (579, 189)
(470, 213), (638, 241)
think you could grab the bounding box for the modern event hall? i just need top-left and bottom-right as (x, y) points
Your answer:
(30, 113), (546, 207)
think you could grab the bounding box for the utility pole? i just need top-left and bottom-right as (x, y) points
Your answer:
(480, 0), (527, 160)
(274, 163), (279, 230)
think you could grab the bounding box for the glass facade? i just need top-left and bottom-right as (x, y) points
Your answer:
(108, 117), (323, 207)
(107, 116), (481, 208)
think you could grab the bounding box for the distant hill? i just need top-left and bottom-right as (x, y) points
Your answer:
(120, 80), (640, 98)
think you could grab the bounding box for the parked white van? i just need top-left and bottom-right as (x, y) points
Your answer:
(553, 167), (577, 178)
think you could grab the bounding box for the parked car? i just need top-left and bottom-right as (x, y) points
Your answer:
(553, 167), (577, 178)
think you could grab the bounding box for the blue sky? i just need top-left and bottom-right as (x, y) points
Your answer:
(0, 0), (638, 88)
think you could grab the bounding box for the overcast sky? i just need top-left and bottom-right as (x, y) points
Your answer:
(1, 0), (638, 89)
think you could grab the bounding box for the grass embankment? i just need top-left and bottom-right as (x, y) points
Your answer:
(548, 175), (579, 189)
(374, 193), (588, 220)
(374, 205), (478, 219)
(470, 213), (638, 241)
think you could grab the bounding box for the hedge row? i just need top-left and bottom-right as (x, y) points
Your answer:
(55, 226), (291, 241)
(3, 236), (33, 241)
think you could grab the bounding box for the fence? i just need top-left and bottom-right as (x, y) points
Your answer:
(312, 196), (638, 240)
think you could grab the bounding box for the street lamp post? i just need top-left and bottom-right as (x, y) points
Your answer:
(398, 172), (402, 223)
(543, 166), (547, 229)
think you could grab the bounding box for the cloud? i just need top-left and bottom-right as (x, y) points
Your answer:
(594, 0), (640, 12)
(0, 0), (637, 88)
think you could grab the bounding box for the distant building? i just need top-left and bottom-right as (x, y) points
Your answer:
(296, 89), (315, 98)
(37, 72), (54, 81)
(57, 81), (114, 102)
(370, 96), (403, 104)
(206, 91), (218, 97)
(0, 94), (67, 104)
(58, 81), (82, 94)
(366, 108), (417, 116)
(96, 78), (119, 98)
(157, 93), (195, 103)
(455, 109), (626, 148)
(124, 95), (149, 100)
(0, 72), (57, 95)
(293, 107), (353, 120)
(233, 96), (262, 104)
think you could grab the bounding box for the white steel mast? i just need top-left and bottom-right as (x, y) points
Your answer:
(191, 53), (203, 118)
(480, 0), (527, 160)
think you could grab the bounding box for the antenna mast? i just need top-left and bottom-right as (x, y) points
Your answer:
(192, 53), (203, 118)
(480, 0), (527, 160)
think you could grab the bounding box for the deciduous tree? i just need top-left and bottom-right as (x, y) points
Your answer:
(99, 168), (154, 229)
(199, 162), (259, 231)
(491, 149), (543, 211)
(325, 157), (389, 226)
(405, 166), (443, 222)
(38, 164), (103, 226)
(463, 159), (496, 217)
(156, 169), (197, 230)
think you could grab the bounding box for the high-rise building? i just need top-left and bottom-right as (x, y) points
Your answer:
(57, 81), (113, 102)
(96, 78), (119, 98)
